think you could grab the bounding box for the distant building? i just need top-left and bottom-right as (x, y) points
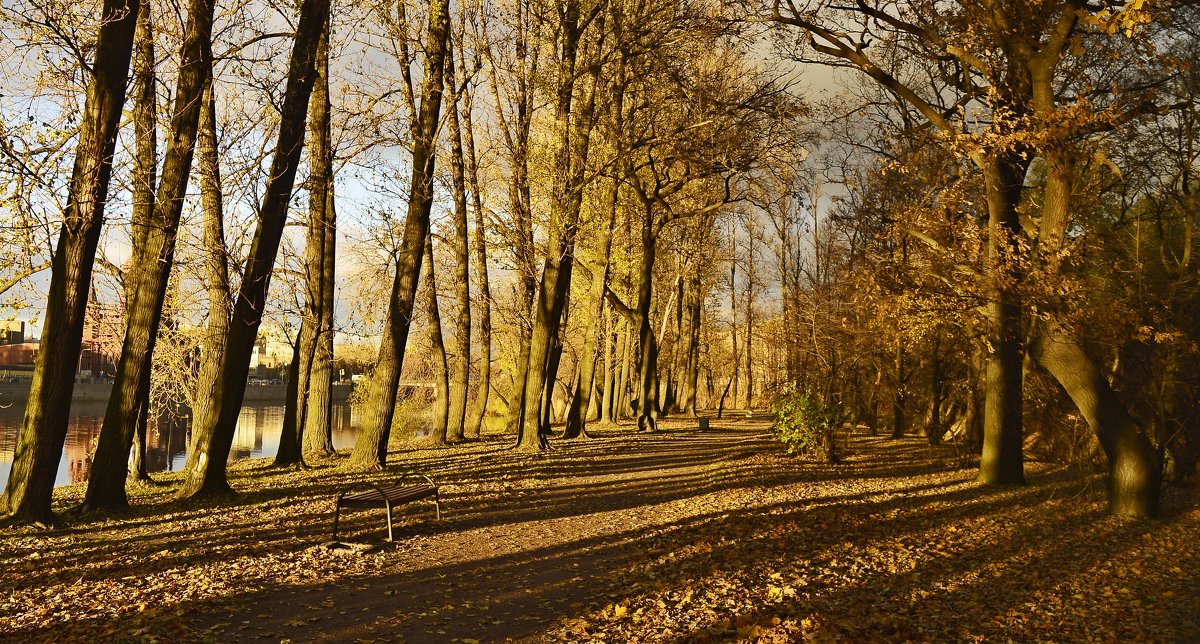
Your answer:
(0, 342), (37, 369)
(0, 321), (24, 345)
(80, 300), (124, 377)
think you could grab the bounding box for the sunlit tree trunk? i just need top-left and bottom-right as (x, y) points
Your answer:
(444, 51), (471, 443)
(192, 77), (230, 434)
(301, 15), (336, 457)
(1, 0), (139, 524)
(1031, 323), (1161, 517)
(177, 0), (330, 498)
(516, 0), (596, 447)
(124, 2), (157, 483)
(425, 237), (449, 446)
(564, 180), (619, 439)
(350, 0), (450, 468)
(463, 90), (491, 440)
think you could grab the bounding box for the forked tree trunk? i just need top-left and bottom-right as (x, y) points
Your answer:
(177, 0), (330, 498)
(563, 181), (619, 439)
(515, 0), (596, 447)
(350, 0), (450, 468)
(85, 0), (216, 511)
(1, 0), (139, 524)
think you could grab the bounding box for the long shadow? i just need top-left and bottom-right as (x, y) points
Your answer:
(1, 429), (970, 594)
(5, 429), (1135, 641)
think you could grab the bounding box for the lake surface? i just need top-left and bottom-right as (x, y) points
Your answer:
(0, 401), (362, 487)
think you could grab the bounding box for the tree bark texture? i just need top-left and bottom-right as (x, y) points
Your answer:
(563, 181), (619, 438)
(977, 152), (1027, 486)
(1030, 324), (1162, 517)
(516, 0), (595, 447)
(463, 86), (491, 440)
(425, 237), (450, 446)
(274, 329), (306, 466)
(192, 77), (231, 428)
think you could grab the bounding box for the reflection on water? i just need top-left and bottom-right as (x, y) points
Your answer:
(0, 402), (360, 488)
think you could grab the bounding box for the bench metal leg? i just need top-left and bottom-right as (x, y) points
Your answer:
(385, 501), (394, 541)
(434, 491), (441, 520)
(332, 503), (343, 541)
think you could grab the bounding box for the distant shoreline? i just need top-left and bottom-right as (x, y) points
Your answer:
(0, 380), (354, 405)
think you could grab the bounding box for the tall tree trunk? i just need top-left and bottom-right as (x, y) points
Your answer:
(616, 320), (631, 420)
(563, 180), (619, 438)
(497, 1), (537, 436)
(425, 237), (450, 446)
(350, 0), (450, 468)
(891, 344), (906, 439)
(177, 0), (330, 498)
(682, 269), (702, 415)
(302, 14), (336, 457)
(927, 336), (944, 445)
(192, 77), (231, 433)
(444, 51), (471, 443)
(977, 152), (1027, 485)
(729, 258), (739, 408)
(84, 0), (216, 511)
(463, 87), (491, 440)
(1, 0), (139, 524)
(124, 2), (157, 484)
(515, 0), (595, 447)
(743, 238), (754, 414)
(600, 314), (617, 424)
(634, 215), (659, 430)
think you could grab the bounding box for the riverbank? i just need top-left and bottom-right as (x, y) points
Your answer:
(0, 380), (353, 405)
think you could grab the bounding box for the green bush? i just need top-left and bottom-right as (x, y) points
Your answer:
(771, 385), (848, 463)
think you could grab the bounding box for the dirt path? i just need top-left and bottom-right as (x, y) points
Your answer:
(192, 422), (779, 642)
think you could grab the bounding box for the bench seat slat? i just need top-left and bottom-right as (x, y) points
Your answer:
(340, 484), (437, 506)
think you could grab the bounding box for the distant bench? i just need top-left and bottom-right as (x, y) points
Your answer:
(331, 471), (441, 542)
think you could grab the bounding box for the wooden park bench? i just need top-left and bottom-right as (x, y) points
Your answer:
(331, 471), (441, 542)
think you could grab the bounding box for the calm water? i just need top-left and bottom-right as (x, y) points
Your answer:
(0, 401), (362, 487)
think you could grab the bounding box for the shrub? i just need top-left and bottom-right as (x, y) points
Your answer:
(771, 385), (848, 463)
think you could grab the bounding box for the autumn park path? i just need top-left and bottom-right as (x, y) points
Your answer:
(2, 416), (1199, 642)
(192, 418), (786, 642)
